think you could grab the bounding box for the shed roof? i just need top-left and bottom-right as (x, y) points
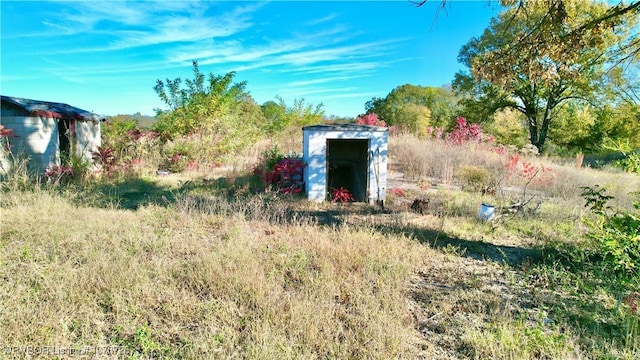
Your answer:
(302, 124), (388, 132)
(1, 95), (107, 122)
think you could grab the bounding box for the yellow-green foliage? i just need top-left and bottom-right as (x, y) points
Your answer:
(456, 165), (495, 192)
(488, 108), (528, 148)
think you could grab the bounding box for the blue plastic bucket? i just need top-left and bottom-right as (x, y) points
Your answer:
(478, 203), (495, 222)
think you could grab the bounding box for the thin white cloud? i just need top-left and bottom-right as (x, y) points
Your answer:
(275, 84), (367, 96)
(32, 1), (263, 54)
(107, 16), (251, 51)
(286, 75), (368, 87)
(321, 92), (380, 99)
(169, 23), (355, 64)
(275, 39), (401, 66)
(178, 26), (402, 82)
(305, 13), (338, 26)
(34, 56), (182, 85)
(3, 2), (419, 115)
(293, 63), (381, 74)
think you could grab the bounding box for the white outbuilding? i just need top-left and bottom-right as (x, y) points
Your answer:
(302, 124), (388, 204)
(0, 95), (106, 174)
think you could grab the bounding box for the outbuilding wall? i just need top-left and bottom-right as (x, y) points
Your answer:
(75, 119), (101, 162)
(1, 104), (60, 173)
(303, 124), (388, 203)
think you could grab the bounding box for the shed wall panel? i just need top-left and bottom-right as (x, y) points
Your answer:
(74, 120), (101, 159)
(1, 97), (103, 176)
(0, 115), (59, 174)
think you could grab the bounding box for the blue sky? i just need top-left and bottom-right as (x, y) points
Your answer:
(1, 1), (501, 117)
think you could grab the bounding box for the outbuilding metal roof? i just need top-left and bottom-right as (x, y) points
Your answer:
(1, 95), (107, 122)
(302, 124), (388, 132)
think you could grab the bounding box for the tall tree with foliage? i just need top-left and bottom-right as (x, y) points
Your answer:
(261, 96), (324, 134)
(152, 61), (248, 139)
(453, 0), (638, 153)
(151, 61), (265, 160)
(365, 84), (458, 134)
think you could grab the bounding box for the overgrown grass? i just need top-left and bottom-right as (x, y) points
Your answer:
(462, 317), (582, 359)
(0, 188), (426, 359)
(390, 135), (639, 208)
(1, 133), (638, 359)
(388, 133), (640, 359)
(391, 135), (504, 184)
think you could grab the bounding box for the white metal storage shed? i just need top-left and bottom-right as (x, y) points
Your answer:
(0, 95), (106, 174)
(302, 124), (388, 204)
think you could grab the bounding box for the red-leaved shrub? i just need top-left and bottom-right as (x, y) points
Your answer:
(254, 156), (306, 195)
(355, 113), (387, 127)
(331, 187), (354, 203)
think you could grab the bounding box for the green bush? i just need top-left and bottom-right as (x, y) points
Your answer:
(159, 140), (194, 173)
(581, 142), (640, 277)
(587, 209), (639, 274)
(456, 165), (495, 193)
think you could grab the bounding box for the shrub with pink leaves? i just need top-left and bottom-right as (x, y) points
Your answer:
(504, 153), (553, 186)
(331, 187), (354, 203)
(426, 117), (493, 145)
(0, 125), (18, 152)
(253, 147), (306, 195)
(425, 126), (445, 140)
(44, 164), (73, 184)
(391, 187), (407, 197)
(446, 117), (484, 144)
(92, 146), (117, 176)
(355, 113), (387, 127)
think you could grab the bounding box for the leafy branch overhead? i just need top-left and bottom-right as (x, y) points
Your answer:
(451, 0), (639, 153)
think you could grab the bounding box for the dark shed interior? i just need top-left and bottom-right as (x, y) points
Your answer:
(326, 139), (369, 202)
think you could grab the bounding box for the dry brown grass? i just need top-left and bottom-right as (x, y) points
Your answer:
(391, 135), (504, 184)
(1, 133), (637, 359)
(0, 189), (427, 359)
(390, 134), (639, 210)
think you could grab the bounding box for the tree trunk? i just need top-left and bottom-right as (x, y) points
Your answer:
(537, 120), (550, 154)
(536, 96), (556, 154)
(527, 116), (539, 151)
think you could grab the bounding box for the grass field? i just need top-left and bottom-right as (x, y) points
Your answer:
(1, 135), (638, 359)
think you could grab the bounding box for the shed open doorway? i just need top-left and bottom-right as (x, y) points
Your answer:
(326, 139), (369, 202)
(57, 119), (71, 161)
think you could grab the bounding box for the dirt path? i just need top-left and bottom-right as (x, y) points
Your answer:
(386, 165), (539, 359)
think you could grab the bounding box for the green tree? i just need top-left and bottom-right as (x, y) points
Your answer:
(261, 99), (287, 133)
(261, 96), (324, 133)
(396, 103), (431, 136)
(237, 95), (267, 129)
(364, 97), (385, 118)
(486, 108), (528, 148)
(547, 102), (598, 153)
(415, 1), (640, 61)
(150, 61), (268, 161)
(152, 61), (248, 139)
(598, 65), (640, 149)
(453, 0), (638, 153)
(365, 84), (458, 134)
(288, 97), (325, 127)
(589, 102), (640, 150)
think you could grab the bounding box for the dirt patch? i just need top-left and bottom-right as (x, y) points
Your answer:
(385, 163), (542, 358)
